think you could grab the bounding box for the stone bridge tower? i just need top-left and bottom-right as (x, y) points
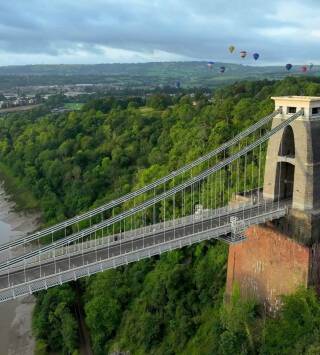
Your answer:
(226, 96), (320, 310)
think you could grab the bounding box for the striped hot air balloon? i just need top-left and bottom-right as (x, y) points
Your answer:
(301, 65), (308, 73)
(240, 51), (247, 58)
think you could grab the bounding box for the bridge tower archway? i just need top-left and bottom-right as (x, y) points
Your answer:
(278, 125), (295, 158)
(276, 162), (295, 200)
(263, 96), (320, 213)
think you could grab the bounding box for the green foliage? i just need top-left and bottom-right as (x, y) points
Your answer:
(261, 287), (320, 355)
(1, 77), (319, 226)
(106, 242), (228, 354)
(2, 77), (320, 353)
(219, 285), (259, 354)
(64, 103), (84, 111)
(32, 284), (79, 354)
(34, 339), (48, 355)
(0, 161), (39, 211)
(146, 93), (172, 109)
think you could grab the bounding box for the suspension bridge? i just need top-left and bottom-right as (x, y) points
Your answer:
(0, 96), (315, 303)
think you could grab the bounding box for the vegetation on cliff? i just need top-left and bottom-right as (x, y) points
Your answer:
(1, 77), (320, 354)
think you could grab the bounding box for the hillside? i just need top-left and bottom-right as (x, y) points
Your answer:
(1, 77), (320, 354)
(0, 61), (319, 90)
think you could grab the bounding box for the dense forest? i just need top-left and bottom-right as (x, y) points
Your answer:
(1, 77), (320, 354)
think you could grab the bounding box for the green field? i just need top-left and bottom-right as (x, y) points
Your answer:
(138, 106), (156, 116)
(64, 103), (84, 110)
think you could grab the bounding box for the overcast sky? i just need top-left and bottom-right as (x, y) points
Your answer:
(0, 0), (319, 66)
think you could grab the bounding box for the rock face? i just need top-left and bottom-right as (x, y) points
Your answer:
(226, 223), (310, 311)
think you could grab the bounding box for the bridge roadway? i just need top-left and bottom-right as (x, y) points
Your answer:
(0, 200), (288, 302)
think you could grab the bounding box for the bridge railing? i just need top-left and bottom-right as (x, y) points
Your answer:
(0, 199), (289, 275)
(0, 200), (255, 269)
(0, 202), (289, 303)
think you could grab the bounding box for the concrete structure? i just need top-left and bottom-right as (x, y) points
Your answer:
(264, 97), (320, 206)
(263, 96), (320, 243)
(227, 96), (320, 308)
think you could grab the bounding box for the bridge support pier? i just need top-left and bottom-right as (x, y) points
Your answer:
(226, 96), (320, 310)
(226, 222), (313, 311)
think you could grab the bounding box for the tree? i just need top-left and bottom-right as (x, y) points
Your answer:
(2, 77), (320, 354)
(32, 285), (79, 354)
(261, 287), (320, 355)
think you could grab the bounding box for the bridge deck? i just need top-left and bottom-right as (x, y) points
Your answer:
(0, 201), (288, 303)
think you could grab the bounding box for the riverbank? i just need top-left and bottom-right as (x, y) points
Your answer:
(0, 162), (39, 212)
(0, 183), (40, 355)
(0, 163), (92, 354)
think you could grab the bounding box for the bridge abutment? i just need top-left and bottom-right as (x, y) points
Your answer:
(226, 223), (310, 311)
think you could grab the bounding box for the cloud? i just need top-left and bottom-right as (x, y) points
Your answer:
(0, 0), (319, 65)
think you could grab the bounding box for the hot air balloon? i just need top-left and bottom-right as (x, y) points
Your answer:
(220, 66), (226, 73)
(207, 61), (214, 69)
(229, 45), (235, 54)
(253, 53), (260, 61)
(310, 63), (314, 71)
(301, 65), (308, 73)
(175, 81), (181, 89)
(285, 63), (293, 71)
(240, 51), (247, 58)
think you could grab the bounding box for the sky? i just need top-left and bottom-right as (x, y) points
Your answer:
(0, 0), (319, 66)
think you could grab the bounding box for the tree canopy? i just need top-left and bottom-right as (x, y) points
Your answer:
(2, 77), (320, 354)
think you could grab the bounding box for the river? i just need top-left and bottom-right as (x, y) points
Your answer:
(0, 184), (39, 355)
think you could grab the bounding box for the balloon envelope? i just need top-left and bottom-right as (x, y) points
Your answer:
(310, 63), (314, 70)
(175, 81), (181, 88)
(285, 64), (293, 71)
(253, 53), (260, 60)
(220, 66), (226, 73)
(240, 51), (247, 58)
(207, 61), (214, 69)
(301, 65), (308, 73)
(229, 45), (235, 53)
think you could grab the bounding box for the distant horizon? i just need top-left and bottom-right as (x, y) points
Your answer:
(0, 60), (316, 69)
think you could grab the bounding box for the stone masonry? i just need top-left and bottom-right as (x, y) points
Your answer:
(226, 96), (320, 307)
